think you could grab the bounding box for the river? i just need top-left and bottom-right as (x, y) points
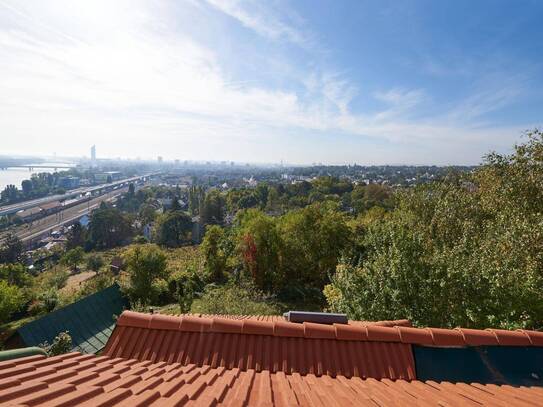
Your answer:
(0, 163), (76, 191)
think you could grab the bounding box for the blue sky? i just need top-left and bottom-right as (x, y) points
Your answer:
(0, 0), (541, 164)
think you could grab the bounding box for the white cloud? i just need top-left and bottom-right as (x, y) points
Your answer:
(0, 0), (533, 164)
(203, 0), (310, 46)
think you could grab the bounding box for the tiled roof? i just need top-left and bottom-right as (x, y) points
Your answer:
(116, 311), (543, 348)
(2, 351), (543, 406)
(17, 284), (128, 354)
(164, 313), (412, 327)
(103, 312), (416, 380)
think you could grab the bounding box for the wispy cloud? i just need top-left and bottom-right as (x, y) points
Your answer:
(204, 0), (311, 46)
(0, 0), (535, 164)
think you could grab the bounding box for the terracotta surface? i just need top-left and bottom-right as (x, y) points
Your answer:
(103, 312), (417, 379)
(168, 313), (413, 327)
(114, 311), (543, 347)
(2, 352), (543, 406)
(104, 325), (416, 379)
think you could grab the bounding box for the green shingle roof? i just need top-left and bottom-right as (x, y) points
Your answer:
(17, 283), (128, 354)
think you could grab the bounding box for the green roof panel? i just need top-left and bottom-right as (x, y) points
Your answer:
(18, 283), (128, 354)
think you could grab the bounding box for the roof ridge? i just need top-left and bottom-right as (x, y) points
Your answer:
(116, 311), (543, 347)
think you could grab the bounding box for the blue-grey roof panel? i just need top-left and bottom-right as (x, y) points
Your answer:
(18, 283), (128, 354)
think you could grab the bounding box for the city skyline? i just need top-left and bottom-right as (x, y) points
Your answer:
(1, 0), (542, 165)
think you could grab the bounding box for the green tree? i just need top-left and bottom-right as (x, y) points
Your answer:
(86, 254), (104, 272)
(236, 210), (282, 291)
(88, 206), (132, 249)
(0, 280), (24, 323)
(21, 179), (33, 196)
(156, 211), (192, 247)
(325, 130), (543, 330)
(61, 247), (84, 272)
(123, 244), (168, 305)
(201, 225), (227, 283)
(201, 190), (225, 225)
(66, 223), (87, 250)
(170, 196), (182, 212)
(278, 203), (351, 289)
(139, 203), (157, 225)
(0, 234), (24, 264)
(1, 184), (19, 203)
(0, 263), (31, 287)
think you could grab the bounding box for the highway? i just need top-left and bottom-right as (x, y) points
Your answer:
(0, 175), (150, 217)
(0, 187), (129, 245)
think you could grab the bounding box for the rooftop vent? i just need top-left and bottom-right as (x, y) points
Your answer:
(283, 311), (348, 325)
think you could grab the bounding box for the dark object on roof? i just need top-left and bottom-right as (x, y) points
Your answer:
(283, 310), (348, 324)
(17, 283), (127, 354)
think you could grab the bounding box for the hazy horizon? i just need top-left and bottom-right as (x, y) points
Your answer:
(1, 0), (542, 165)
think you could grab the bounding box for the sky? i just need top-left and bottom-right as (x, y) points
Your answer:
(0, 0), (542, 165)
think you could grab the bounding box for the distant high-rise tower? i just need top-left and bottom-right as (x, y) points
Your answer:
(91, 145), (96, 162)
(158, 156), (163, 163)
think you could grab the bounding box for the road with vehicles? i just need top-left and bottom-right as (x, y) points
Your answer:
(0, 187), (129, 246)
(0, 175), (151, 217)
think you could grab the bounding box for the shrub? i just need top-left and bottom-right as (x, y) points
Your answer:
(40, 331), (72, 356)
(123, 244), (168, 305)
(0, 280), (24, 323)
(86, 254), (104, 272)
(190, 281), (280, 315)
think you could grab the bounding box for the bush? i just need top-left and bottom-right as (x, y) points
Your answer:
(0, 280), (24, 323)
(86, 254), (104, 272)
(174, 273), (205, 313)
(40, 331), (72, 356)
(133, 235), (148, 244)
(44, 269), (69, 290)
(123, 244), (168, 305)
(190, 281), (280, 315)
(325, 131), (543, 330)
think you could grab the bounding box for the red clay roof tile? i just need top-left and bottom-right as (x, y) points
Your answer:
(397, 326), (434, 345)
(427, 327), (466, 347)
(519, 329), (543, 346)
(105, 314), (417, 380)
(366, 325), (401, 342)
(241, 319), (274, 336)
(2, 353), (542, 406)
(98, 311), (543, 385)
(455, 328), (500, 346)
(303, 322), (336, 339)
(487, 329), (532, 346)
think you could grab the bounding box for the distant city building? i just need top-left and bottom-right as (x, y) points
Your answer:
(58, 176), (80, 189)
(158, 156), (163, 163)
(95, 171), (122, 183)
(90, 145), (96, 162)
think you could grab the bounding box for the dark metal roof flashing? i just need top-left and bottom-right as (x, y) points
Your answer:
(283, 311), (348, 324)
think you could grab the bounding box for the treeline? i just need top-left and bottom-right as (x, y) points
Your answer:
(192, 130), (543, 330)
(0, 168), (96, 205)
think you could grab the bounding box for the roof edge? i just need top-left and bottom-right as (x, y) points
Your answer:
(116, 311), (543, 347)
